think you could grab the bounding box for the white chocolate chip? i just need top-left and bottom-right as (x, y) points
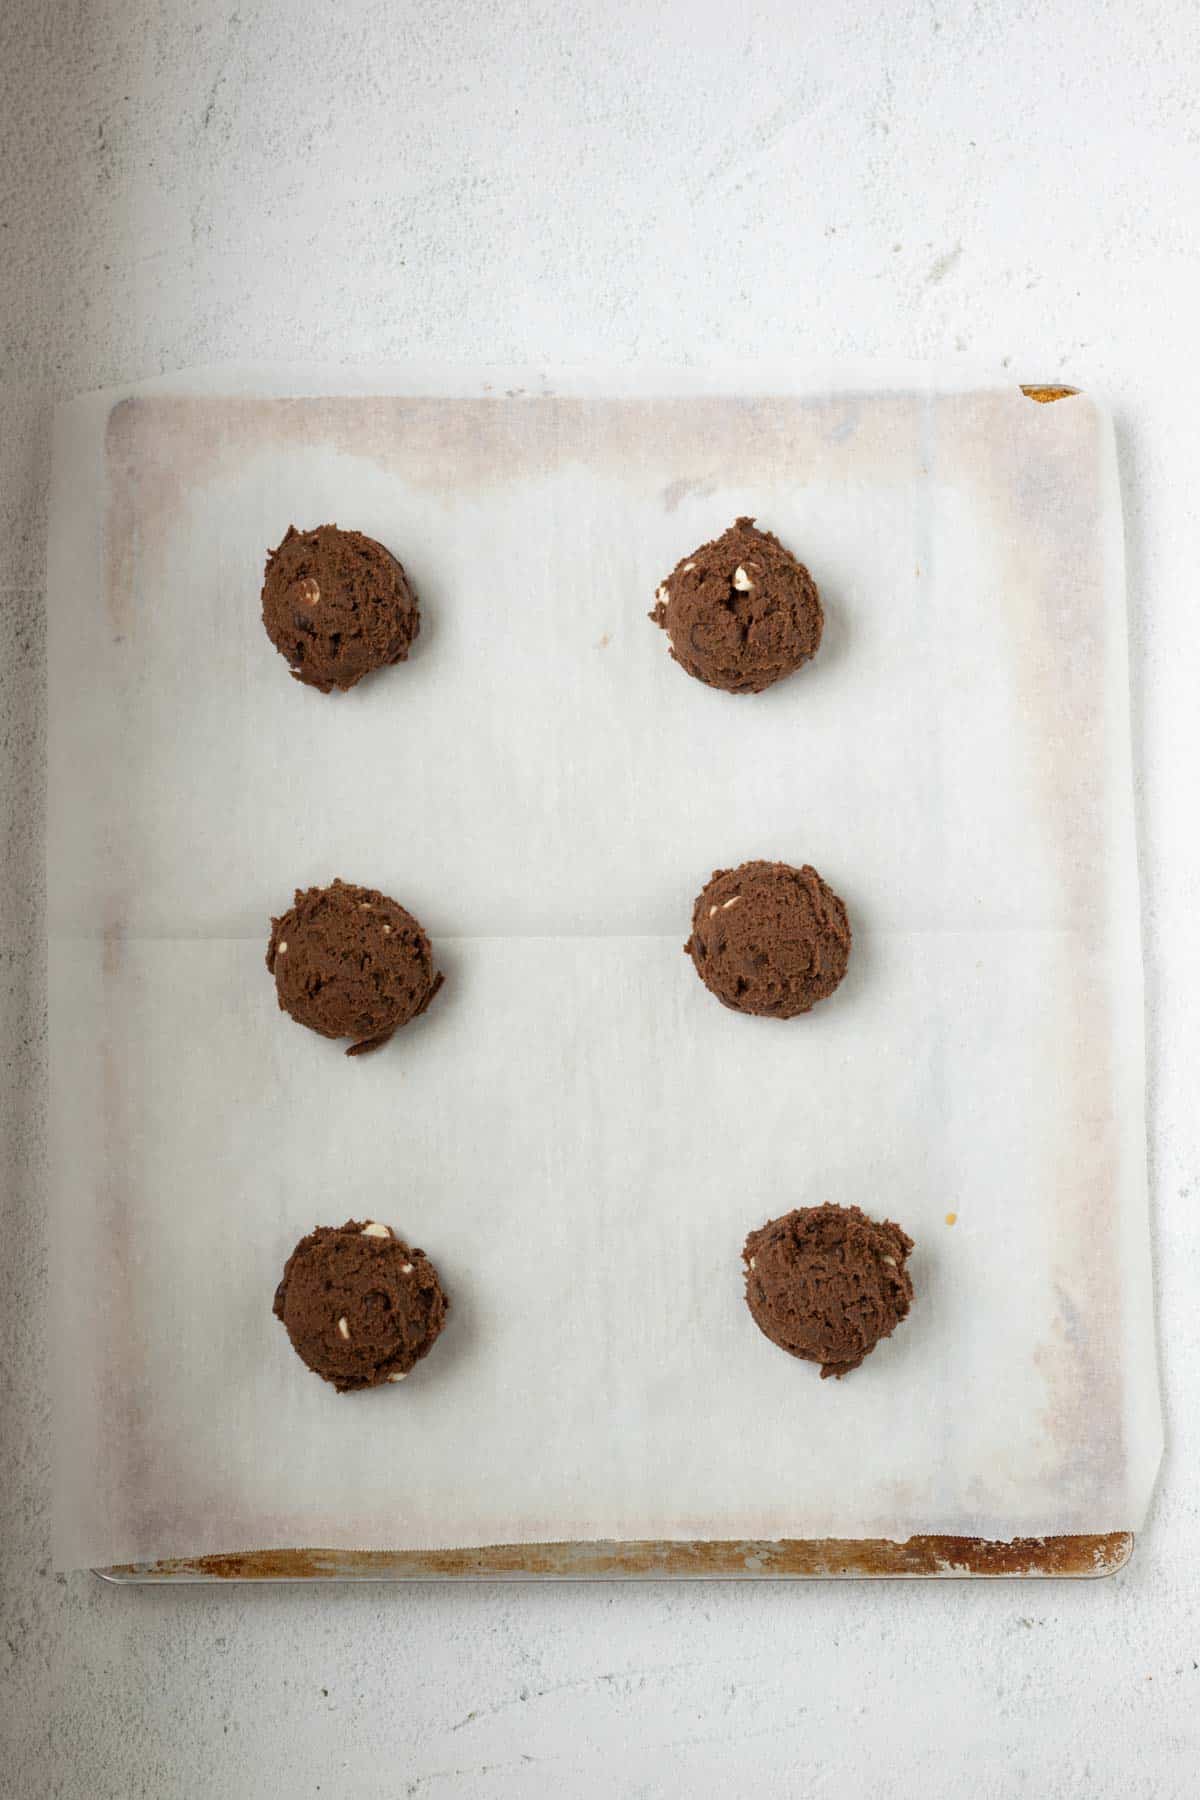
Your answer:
(387, 1371), (407, 1383)
(360, 1221), (391, 1238)
(655, 584), (669, 605)
(359, 902), (373, 911)
(400, 1263), (414, 1275)
(296, 577), (321, 606)
(883, 1256), (897, 1267)
(709, 905), (719, 917)
(277, 941), (288, 955)
(337, 1316), (350, 1339)
(722, 896), (742, 910)
(732, 565), (754, 591)
(682, 561), (696, 571)
(749, 1256), (757, 1270)
(381, 923), (391, 935)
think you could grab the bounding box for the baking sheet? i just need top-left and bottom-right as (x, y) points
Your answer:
(47, 369), (1160, 1569)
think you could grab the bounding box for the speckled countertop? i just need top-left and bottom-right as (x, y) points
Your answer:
(2, 3), (1197, 1795)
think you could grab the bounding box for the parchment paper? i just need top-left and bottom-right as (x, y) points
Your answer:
(47, 368), (1160, 1568)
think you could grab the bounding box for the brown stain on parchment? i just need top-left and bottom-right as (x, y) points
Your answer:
(102, 388), (1076, 642)
(933, 387), (1130, 1519)
(95, 927), (253, 1562)
(102, 392), (921, 642)
(96, 923), (154, 1554)
(102, 1531), (1131, 1582)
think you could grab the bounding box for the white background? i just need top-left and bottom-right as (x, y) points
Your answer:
(2, 2), (1197, 1796)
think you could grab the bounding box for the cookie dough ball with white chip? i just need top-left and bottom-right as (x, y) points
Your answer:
(273, 1219), (448, 1392)
(743, 1203), (914, 1377)
(685, 860), (851, 1017)
(266, 878), (443, 1057)
(649, 516), (822, 693)
(261, 523), (419, 693)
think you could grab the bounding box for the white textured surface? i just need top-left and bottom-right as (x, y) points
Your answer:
(1, 1), (1197, 1794)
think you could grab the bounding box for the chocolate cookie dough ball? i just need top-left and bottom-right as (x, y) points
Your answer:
(685, 861), (851, 1017)
(649, 516), (822, 693)
(743, 1204), (914, 1378)
(262, 524), (419, 693)
(274, 1218), (448, 1391)
(267, 878), (443, 1056)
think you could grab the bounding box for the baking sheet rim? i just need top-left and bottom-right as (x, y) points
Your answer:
(95, 1529), (1133, 1582)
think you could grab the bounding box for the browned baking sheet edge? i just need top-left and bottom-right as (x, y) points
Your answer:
(96, 1533), (1132, 1582)
(1020, 384), (1080, 403)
